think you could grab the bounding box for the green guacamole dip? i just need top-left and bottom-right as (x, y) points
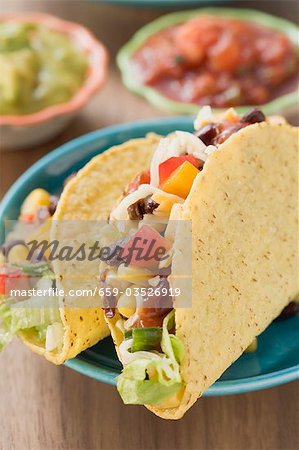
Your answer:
(0, 22), (88, 115)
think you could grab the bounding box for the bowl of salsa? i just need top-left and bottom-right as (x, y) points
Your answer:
(0, 13), (108, 150)
(118, 8), (299, 114)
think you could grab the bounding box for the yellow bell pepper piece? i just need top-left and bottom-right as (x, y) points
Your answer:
(161, 161), (199, 199)
(117, 264), (152, 286)
(21, 188), (51, 216)
(117, 292), (136, 318)
(224, 107), (239, 123)
(151, 192), (183, 217)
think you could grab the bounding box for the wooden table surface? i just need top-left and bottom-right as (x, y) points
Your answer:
(0, 1), (298, 449)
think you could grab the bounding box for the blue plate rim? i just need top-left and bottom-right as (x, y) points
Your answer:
(64, 356), (299, 395)
(0, 117), (192, 220)
(1, 116), (298, 395)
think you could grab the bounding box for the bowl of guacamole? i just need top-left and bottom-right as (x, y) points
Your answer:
(0, 13), (108, 150)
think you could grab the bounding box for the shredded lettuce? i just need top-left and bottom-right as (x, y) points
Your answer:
(12, 262), (54, 277)
(0, 275), (61, 351)
(117, 310), (185, 405)
(117, 378), (182, 406)
(169, 335), (185, 364)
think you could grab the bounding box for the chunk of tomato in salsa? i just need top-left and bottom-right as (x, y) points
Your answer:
(132, 16), (298, 107)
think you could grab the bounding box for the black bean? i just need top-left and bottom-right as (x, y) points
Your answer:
(127, 203), (143, 221)
(158, 265), (172, 277)
(138, 277), (173, 327)
(276, 301), (299, 320)
(104, 308), (115, 319)
(143, 196), (159, 214)
(49, 195), (59, 216)
(215, 124), (245, 145)
(240, 109), (266, 124)
(127, 195), (159, 221)
(195, 124), (218, 146)
(100, 281), (117, 319)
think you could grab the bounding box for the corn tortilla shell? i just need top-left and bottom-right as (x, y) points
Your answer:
(20, 135), (160, 364)
(150, 122), (298, 418)
(106, 123), (298, 419)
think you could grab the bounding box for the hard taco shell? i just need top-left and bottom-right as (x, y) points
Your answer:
(106, 122), (298, 418)
(20, 134), (160, 364)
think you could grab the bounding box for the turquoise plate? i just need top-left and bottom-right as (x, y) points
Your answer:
(1, 117), (298, 395)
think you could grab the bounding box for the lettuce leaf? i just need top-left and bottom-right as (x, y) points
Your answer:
(170, 335), (185, 364)
(0, 276), (61, 351)
(0, 301), (61, 351)
(118, 377), (182, 405)
(117, 310), (185, 405)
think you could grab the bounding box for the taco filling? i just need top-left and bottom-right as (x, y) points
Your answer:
(0, 188), (65, 352)
(99, 107), (286, 407)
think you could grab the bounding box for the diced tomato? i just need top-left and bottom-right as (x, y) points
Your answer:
(19, 213), (35, 223)
(135, 33), (185, 84)
(193, 72), (218, 98)
(246, 85), (269, 104)
(209, 32), (241, 72)
(125, 170), (151, 195)
(122, 225), (171, 268)
(0, 270), (28, 296)
(258, 34), (292, 65)
(159, 155), (200, 186)
(175, 18), (220, 65)
(0, 273), (5, 295)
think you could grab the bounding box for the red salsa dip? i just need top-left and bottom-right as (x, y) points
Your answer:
(132, 16), (299, 107)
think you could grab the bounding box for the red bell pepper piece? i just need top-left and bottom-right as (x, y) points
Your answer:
(125, 170), (151, 195)
(0, 270), (28, 296)
(158, 155), (200, 186)
(0, 273), (5, 295)
(19, 213), (35, 223)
